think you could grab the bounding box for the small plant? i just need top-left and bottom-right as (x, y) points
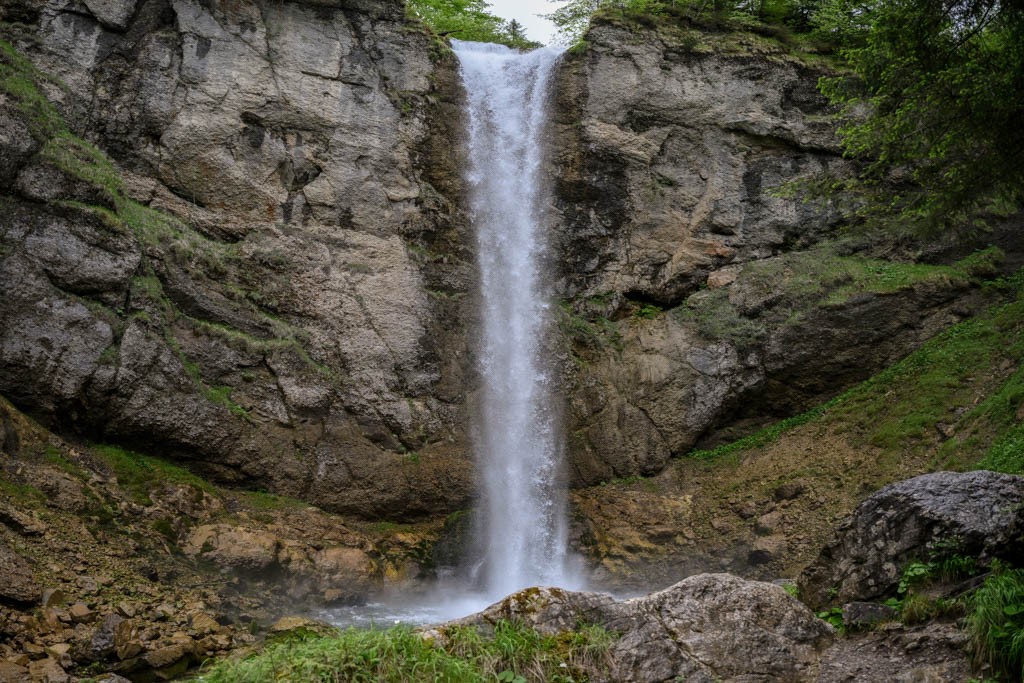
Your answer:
(634, 303), (662, 319)
(898, 561), (936, 595)
(816, 606), (844, 633)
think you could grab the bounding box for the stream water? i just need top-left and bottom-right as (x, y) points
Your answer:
(325, 40), (577, 626)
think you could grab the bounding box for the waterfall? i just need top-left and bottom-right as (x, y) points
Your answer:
(452, 40), (574, 598)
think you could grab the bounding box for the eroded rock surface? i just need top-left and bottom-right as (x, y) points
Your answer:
(548, 21), (998, 484)
(1, 0), (473, 517)
(800, 470), (1024, 608)
(440, 574), (834, 682)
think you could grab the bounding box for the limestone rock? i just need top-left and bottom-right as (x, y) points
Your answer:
(27, 657), (68, 683)
(0, 543), (39, 605)
(444, 574), (832, 682)
(549, 22), (993, 486)
(0, 0), (473, 519)
(183, 525), (279, 571)
(800, 471), (1024, 608)
(603, 574), (832, 682)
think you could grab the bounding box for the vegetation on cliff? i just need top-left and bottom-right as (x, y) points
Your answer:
(549, 0), (1023, 235)
(407, 0), (542, 48)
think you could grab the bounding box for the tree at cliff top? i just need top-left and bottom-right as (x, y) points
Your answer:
(546, 0), (819, 43)
(408, 0), (543, 48)
(812, 0), (1024, 235)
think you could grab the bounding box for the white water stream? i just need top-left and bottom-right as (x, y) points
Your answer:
(325, 41), (576, 626)
(454, 40), (572, 598)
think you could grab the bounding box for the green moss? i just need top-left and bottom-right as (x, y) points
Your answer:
(560, 302), (623, 356)
(674, 245), (1003, 351)
(92, 444), (215, 506)
(0, 39), (67, 140)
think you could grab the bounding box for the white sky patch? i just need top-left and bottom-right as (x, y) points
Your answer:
(487, 0), (569, 45)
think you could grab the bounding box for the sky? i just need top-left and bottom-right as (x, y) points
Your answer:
(487, 0), (568, 45)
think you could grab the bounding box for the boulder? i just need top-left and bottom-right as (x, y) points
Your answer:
(799, 470), (1024, 608)
(442, 573), (833, 682)
(183, 525), (279, 571)
(0, 542), (39, 605)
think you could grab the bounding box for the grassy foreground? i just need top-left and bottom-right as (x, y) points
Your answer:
(194, 621), (615, 683)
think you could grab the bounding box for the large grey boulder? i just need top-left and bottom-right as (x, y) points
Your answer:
(440, 573), (833, 682)
(799, 470), (1024, 608)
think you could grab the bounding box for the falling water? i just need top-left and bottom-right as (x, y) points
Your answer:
(452, 40), (574, 599)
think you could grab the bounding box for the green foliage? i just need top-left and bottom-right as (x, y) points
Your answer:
(815, 606), (845, 632)
(91, 444), (214, 506)
(977, 421), (1024, 475)
(546, 0), (823, 46)
(195, 621), (615, 682)
(967, 566), (1024, 681)
(408, 0), (542, 48)
(898, 561), (935, 596)
(634, 303), (663, 319)
(807, 0), (1024, 235)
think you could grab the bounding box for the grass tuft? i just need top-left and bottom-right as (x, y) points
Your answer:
(967, 566), (1024, 681)
(91, 444), (214, 506)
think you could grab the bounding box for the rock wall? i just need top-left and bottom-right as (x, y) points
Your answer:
(548, 21), (994, 484)
(0, 0), (474, 517)
(0, 4), (1005, 520)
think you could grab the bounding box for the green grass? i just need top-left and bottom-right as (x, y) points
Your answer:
(687, 272), (1024, 463)
(91, 444), (215, 506)
(194, 621), (615, 683)
(0, 38), (67, 139)
(967, 566), (1024, 681)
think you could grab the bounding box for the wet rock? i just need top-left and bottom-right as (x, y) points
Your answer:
(188, 612), (221, 637)
(800, 471), (1024, 608)
(0, 108), (37, 185)
(143, 641), (191, 669)
(0, 543), (39, 605)
(113, 619), (144, 660)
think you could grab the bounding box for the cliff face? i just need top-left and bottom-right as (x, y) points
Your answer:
(0, 0), (474, 517)
(0, 5), (999, 520)
(548, 22), (992, 485)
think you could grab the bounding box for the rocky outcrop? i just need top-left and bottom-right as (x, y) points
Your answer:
(0, 0), (474, 517)
(437, 574), (834, 682)
(799, 470), (1024, 608)
(0, 543), (39, 605)
(0, 394), (444, 679)
(549, 21), (999, 484)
